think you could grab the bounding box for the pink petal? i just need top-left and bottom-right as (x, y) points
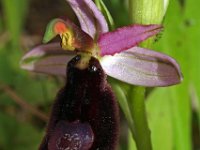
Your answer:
(100, 47), (183, 87)
(98, 24), (162, 56)
(66, 0), (108, 39)
(20, 43), (76, 76)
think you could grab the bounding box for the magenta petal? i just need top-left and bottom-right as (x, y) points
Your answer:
(66, 0), (108, 39)
(20, 43), (75, 76)
(100, 47), (183, 87)
(98, 24), (162, 56)
(48, 121), (94, 150)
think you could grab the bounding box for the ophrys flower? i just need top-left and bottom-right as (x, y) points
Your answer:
(21, 0), (182, 87)
(20, 0), (182, 149)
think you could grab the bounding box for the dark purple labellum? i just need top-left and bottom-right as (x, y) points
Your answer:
(39, 55), (119, 150)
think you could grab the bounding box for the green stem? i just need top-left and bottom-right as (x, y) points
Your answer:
(128, 86), (152, 150)
(128, 0), (168, 149)
(128, 0), (154, 149)
(109, 79), (136, 138)
(94, 0), (101, 8)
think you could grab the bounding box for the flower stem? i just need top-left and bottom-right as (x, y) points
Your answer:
(127, 0), (167, 149)
(128, 86), (152, 150)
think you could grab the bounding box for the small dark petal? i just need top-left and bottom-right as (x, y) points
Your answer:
(64, 19), (95, 51)
(48, 121), (94, 150)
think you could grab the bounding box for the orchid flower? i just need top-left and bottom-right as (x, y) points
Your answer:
(20, 0), (182, 87)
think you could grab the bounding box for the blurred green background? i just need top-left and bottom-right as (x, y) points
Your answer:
(0, 0), (199, 150)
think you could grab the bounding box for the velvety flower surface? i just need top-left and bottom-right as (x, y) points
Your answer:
(20, 0), (182, 87)
(39, 56), (119, 150)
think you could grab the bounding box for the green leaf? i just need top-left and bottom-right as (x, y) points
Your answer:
(146, 88), (173, 150)
(108, 77), (136, 138)
(184, 0), (200, 131)
(1, 0), (29, 46)
(0, 113), (43, 150)
(102, 0), (129, 27)
(151, 0), (194, 150)
(95, 0), (115, 30)
(128, 130), (137, 150)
